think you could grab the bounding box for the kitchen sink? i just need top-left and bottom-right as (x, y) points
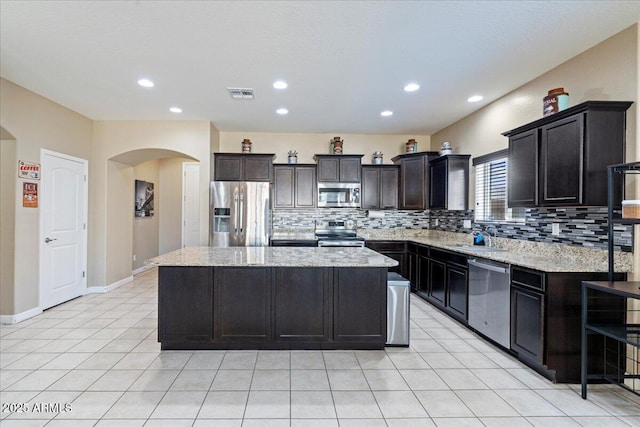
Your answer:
(450, 244), (508, 252)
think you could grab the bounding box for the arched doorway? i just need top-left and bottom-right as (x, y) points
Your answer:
(106, 149), (199, 280)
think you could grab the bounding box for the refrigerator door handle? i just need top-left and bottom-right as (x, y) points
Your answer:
(239, 192), (244, 235)
(234, 193), (240, 236)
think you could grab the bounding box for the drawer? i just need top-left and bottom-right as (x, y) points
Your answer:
(365, 241), (405, 252)
(511, 266), (545, 292)
(407, 242), (418, 253)
(429, 248), (468, 269)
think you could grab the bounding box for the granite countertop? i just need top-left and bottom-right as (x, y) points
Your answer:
(146, 246), (398, 268)
(359, 229), (632, 273)
(270, 230), (317, 241)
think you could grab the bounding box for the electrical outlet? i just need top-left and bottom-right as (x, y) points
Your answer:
(434, 219), (439, 226)
(133, 254), (136, 261)
(552, 223), (560, 236)
(463, 219), (472, 228)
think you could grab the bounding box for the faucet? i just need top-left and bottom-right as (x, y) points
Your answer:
(483, 225), (498, 247)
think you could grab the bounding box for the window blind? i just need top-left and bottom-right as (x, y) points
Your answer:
(474, 155), (525, 223)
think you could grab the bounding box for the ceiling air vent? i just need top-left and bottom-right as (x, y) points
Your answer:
(227, 88), (255, 100)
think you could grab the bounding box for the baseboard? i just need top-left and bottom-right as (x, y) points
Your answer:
(0, 306), (43, 325)
(85, 275), (133, 294)
(133, 265), (153, 276)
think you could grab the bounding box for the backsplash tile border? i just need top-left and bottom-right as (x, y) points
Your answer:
(273, 206), (632, 252)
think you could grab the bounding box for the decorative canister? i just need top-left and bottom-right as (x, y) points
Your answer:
(440, 141), (453, 156)
(543, 88), (569, 117)
(406, 139), (417, 153)
(333, 136), (343, 154)
(242, 138), (252, 153)
(372, 151), (383, 164)
(288, 150), (298, 164)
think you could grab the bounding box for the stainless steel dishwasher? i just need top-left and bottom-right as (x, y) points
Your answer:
(468, 258), (511, 348)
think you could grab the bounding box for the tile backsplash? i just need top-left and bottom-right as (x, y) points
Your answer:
(273, 207), (632, 252)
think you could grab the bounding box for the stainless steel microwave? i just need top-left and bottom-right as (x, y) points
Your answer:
(317, 182), (360, 208)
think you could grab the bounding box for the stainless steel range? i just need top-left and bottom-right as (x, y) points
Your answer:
(315, 220), (365, 247)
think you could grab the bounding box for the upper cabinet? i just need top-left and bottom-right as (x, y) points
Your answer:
(273, 164), (317, 209)
(503, 101), (632, 207)
(429, 155), (470, 210)
(392, 152), (440, 210)
(361, 165), (399, 210)
(314, 155), (363, 182)
(213, 153), (275, 181)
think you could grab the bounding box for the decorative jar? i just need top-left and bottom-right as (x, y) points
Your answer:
(242, 138), (252, 153)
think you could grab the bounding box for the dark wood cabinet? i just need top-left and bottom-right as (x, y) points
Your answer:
(446, 264), (468, 320)
(273, 164), (316, 208)
(511, 285), (544, 363)
(158, 266), (213, 344)
(508, 129), (539, 207)
(503, 101), (632, 207)
(274, 268), (330, 342)
(361, 165), (399, 209)
(407, 243), (418, 292)
(365, 241), (405, 276)
(213, 153), (274, 181)
(429, 154), (470, 210)
(428, 258), (446, 307)
(333, 267), (387, 342)
(392, 152), (440, 209)
(214, 267), (272, 342)
(315, 155), (363, 182)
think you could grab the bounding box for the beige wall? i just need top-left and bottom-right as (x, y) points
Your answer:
(431, 25), (638, 208)
(133, 160), (160, 271)
(1, 138), (16, 314)
(91, 121), (211, 287)
(0, 78), (93, 315)
(159, 157), (194, 254)
(219, 132), (431, 164)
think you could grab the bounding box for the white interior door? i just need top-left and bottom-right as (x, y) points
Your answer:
(40, 149), (88, 310)
(182, 162), (200, 247)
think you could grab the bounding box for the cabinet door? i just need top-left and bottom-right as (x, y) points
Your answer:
(446, 266), (468, 321)
(158, 266), (213, 343)
(214, 267), (272, 342)
(334, 267), (386, 342)
(417, 255), (430, 296)
(428, 259), (446, 306)
(380, 167), (399, 209)
(508, 130), (538, 207)
(317, 157), (340, 182)
(429, 159), (447, 209)
(361, 167), (381, 209)
(399, 157), (426, 209)
(273, 166), (295, 208)
(274, 268), (330, 342)
(294, 166), (317, 207)
(511, 286), (544, 363)
(340, 157), (361, 182)
(407, 249), (418, 292)
(214, 156), (243, 181)
(244, 157), (273, 181)
(540, 114), (584, 205)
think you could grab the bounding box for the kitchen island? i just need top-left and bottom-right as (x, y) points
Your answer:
(146, 246), (398, 350)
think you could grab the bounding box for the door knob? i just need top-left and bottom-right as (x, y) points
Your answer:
(45, 237), (57, 243)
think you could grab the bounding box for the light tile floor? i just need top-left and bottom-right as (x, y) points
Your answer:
(1, 268), (639, 426)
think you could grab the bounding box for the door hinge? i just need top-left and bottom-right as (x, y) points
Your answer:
(84, 175), (87, 182)
(83, 223), (86, 230)
(82, 271), (85, 278)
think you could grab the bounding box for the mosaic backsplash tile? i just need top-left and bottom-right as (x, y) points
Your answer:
(272, 206), (633, 252)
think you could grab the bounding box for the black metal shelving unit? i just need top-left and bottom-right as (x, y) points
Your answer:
(580, 162), (640, 399)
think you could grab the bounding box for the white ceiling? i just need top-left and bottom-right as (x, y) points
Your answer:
(1, 1), (639, 135)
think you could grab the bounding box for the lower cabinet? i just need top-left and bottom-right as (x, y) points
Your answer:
(407, 243), (418, 292)
(365, 241), (406, 276)
(427, 258), (446, 306)
(425, 248), (468, 322)
(158, 265), (386, 350)
(511, 282), (544, 363)
(446, 264), (468, 320)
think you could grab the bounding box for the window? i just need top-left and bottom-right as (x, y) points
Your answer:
(473, 149), (525, 223)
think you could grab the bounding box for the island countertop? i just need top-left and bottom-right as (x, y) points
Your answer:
(146, 246), (399, 268)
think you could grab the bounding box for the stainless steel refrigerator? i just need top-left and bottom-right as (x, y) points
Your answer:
(210, 181), (271, 246)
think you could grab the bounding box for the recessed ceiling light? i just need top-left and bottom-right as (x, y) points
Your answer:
(273, 80), (288, 89)
(276, 108), (288, 115)
(169, 107), (182, 113)
(467, 95), (483, 103)
(380, 110), (393, 117)
(404, 83), (420, 92)
(137, 78), (154, 88)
